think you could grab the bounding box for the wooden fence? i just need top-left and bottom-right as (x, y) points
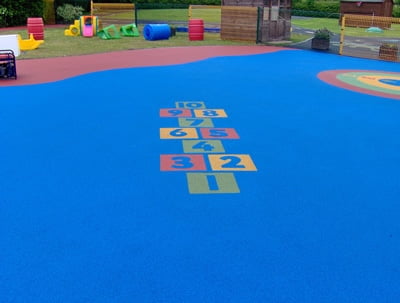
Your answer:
(90, 1), (137, 28)
(221, 6), (259, 42)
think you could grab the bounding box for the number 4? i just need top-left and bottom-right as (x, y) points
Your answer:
(192, 141), (214, 151)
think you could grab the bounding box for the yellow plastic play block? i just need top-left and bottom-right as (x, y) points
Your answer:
(18, 34), (44, 51)
(64, 20), (80, 36)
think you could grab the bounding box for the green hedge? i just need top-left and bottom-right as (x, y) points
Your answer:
(292, 1), (340, 18)
(0, 0), (43, 27)
(92, 0), (220, 5)
(53, 0), (221, 11)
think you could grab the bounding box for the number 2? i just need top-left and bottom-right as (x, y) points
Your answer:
(220, 156), (245, 168)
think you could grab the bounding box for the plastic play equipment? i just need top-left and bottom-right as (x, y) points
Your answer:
(366, 26), (384, 33)
(64, 20), (81, 36)
(18, 34), (44, 51)
(120, 24), (140, 37)
(27, 17), (44, 40)
(80, 16), (98, 37)
(63, 18), (140, 40)
(143, 24), (171, 41)
(189, 19), (204, 41)
(0, 35), (20, 57)
(0, 35), (19, 80)
(0, 50), (17, 79)
(97, 24), (121, 40)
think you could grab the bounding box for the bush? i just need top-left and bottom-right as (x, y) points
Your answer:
(54, 0), (90, 12)
(54, 1), (89, 24)
(393, 6), (400, 17)
(313, 28), (332, 39)
(56, 4), (84, 23)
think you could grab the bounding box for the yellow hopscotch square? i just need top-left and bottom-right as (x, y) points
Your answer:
(160, 128), (199, 139)
(208, 154), (257, 171)
(193, 109), (227, 118)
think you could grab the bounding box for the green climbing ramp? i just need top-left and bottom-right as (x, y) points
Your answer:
(97, 24), (121, 40)
(120, 24), (140, 37)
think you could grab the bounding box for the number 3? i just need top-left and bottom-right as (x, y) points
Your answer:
(171, 156), (193, 169)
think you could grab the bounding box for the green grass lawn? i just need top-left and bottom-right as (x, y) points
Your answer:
(1, 26), (249, 60)
(291, 17), (340, 33)
(137, 7), (221, 23)
(137, 9), (189, 22)
(291, 17), (400, 38)
(1, 7), (248, 60)
(3, 8), (398, 60)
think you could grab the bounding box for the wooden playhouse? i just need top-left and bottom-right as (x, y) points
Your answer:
(221, 0), (292, 42)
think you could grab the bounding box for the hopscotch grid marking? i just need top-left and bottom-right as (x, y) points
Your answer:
(160, 101), (257, 194)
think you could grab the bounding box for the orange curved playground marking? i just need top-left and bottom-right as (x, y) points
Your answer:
(0, 46), (291, 86)
(318, 69), (400, 100)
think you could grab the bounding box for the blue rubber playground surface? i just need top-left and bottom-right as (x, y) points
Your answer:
(1, 49), (400, 302)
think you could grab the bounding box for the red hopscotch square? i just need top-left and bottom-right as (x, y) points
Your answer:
(199, 128), (240, 139)
(160, 154), (207, 171)
(160, 108), (193, 117)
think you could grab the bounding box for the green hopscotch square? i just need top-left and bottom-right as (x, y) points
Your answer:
(178, 118), (214, 127)
(182, 140), (225, 153)
(186, 173), (240, 194)
(175, 101), (206, 109)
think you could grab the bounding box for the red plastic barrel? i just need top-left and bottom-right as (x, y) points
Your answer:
(189, 19), (204, 41)
(27, 18), (44, 40)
